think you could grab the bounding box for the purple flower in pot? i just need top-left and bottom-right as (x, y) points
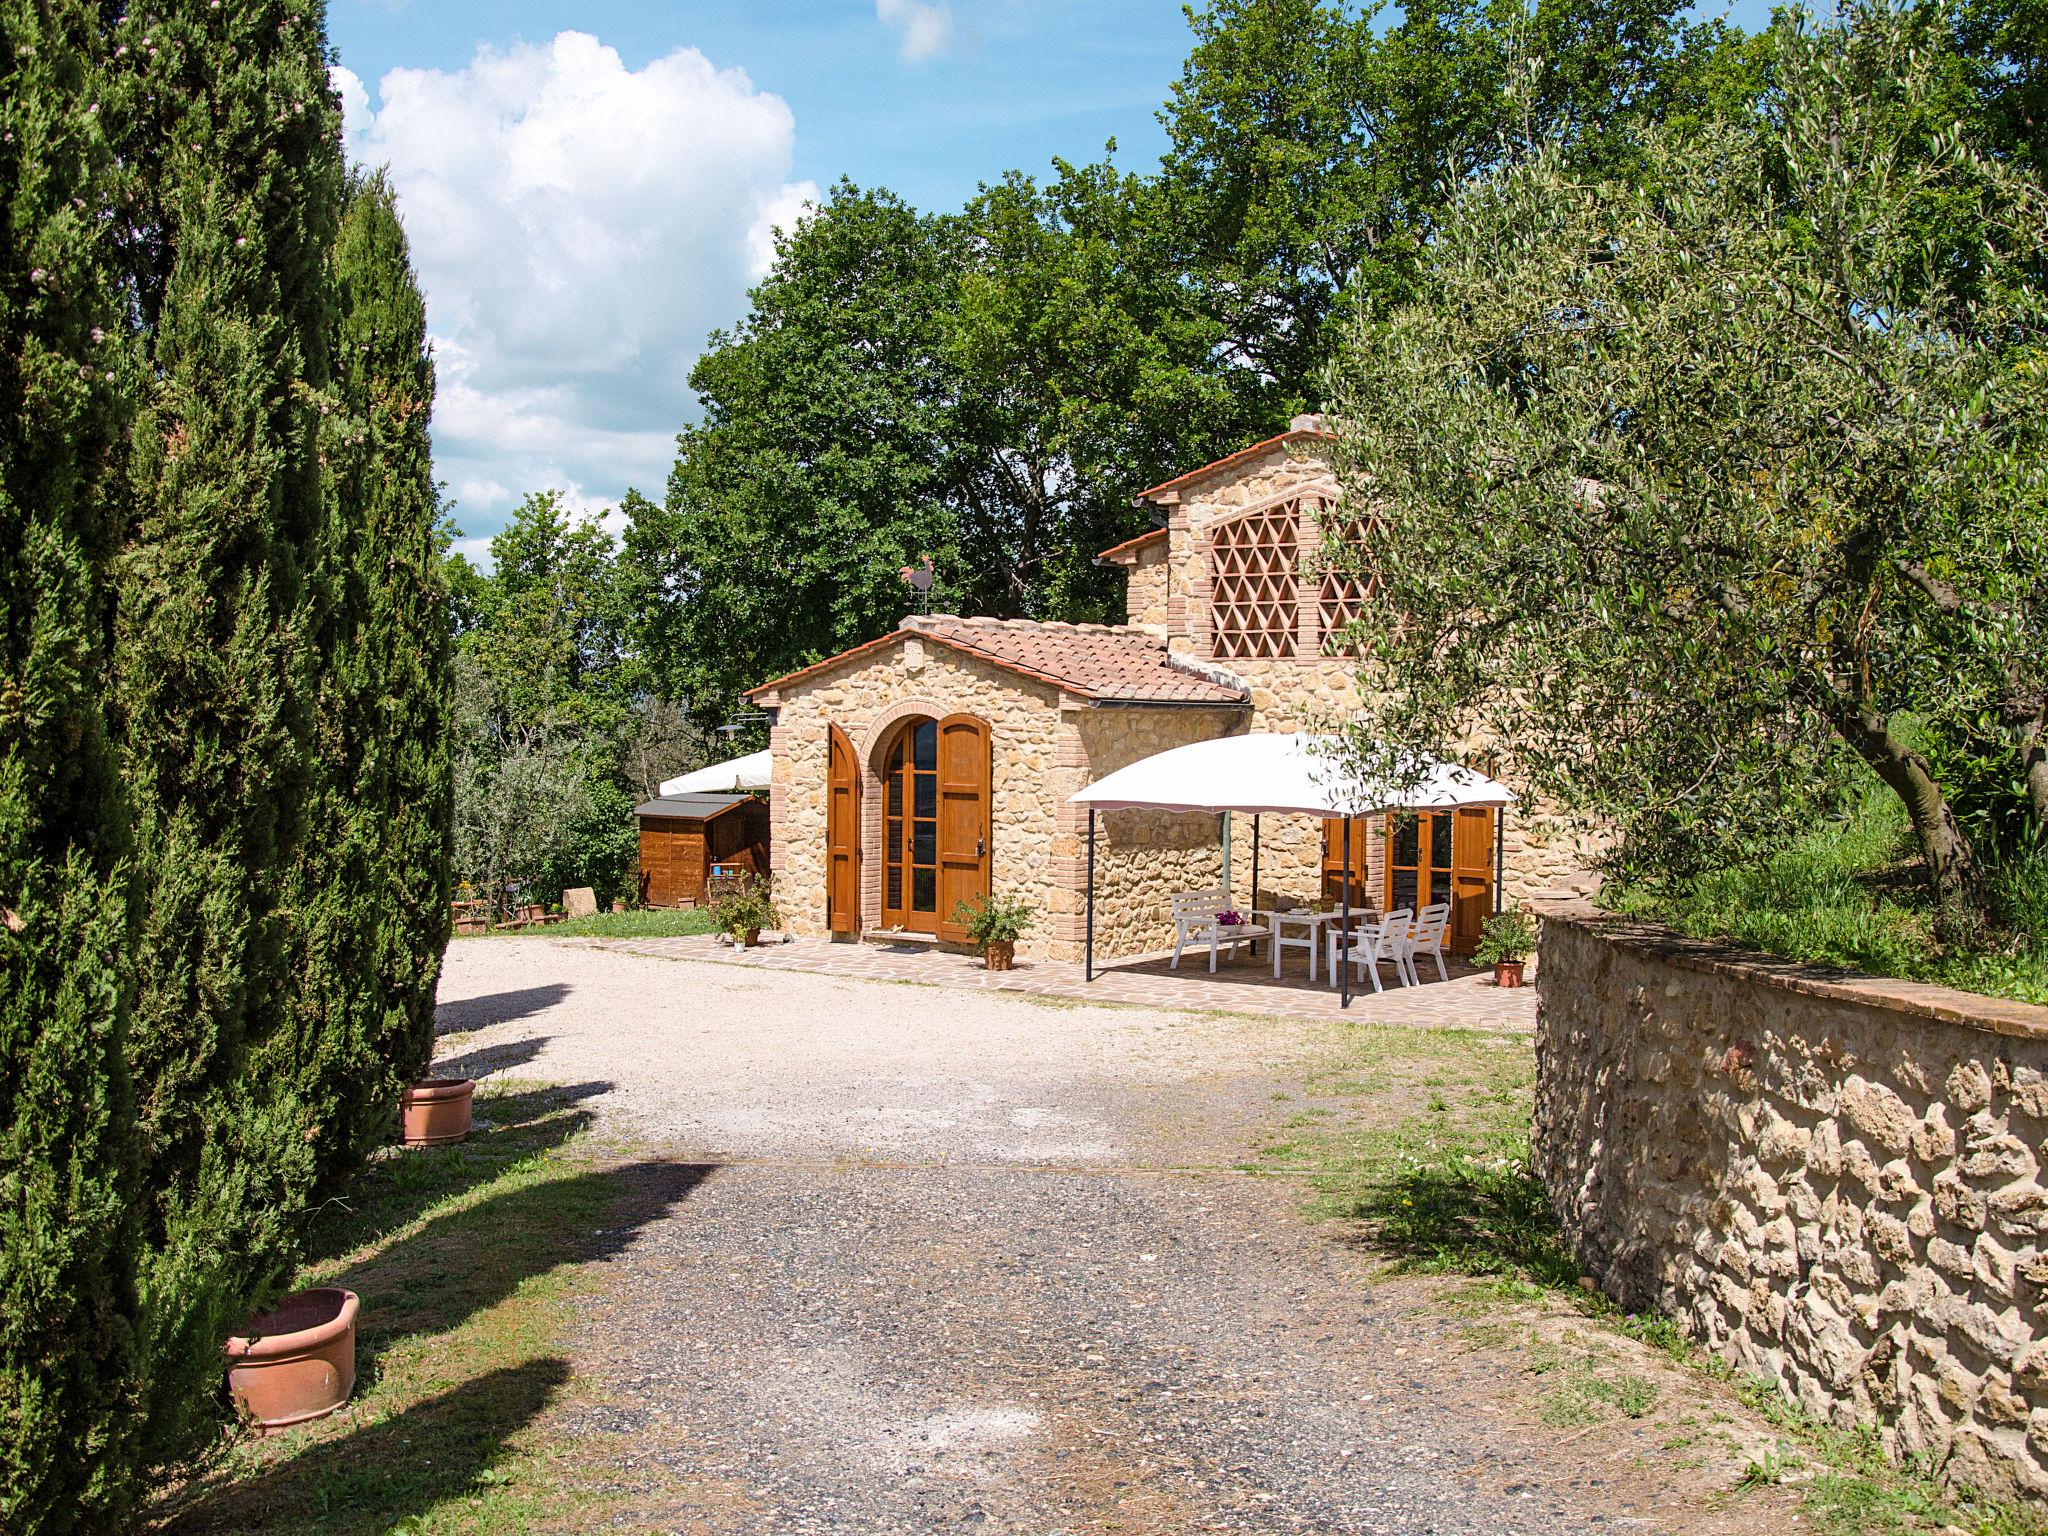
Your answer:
(1215, 909), (1243, 926)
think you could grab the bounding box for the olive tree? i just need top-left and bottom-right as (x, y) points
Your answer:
(1324, 1), (2048, 933)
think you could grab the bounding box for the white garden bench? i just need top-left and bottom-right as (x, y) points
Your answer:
(1168, 889), (1270, 973)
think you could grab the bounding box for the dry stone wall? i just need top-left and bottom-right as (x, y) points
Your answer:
(1534, 908), (2048, 1501)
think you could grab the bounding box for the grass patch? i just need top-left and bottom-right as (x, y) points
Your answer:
(456, 906), (719, 941)
(1608, 783), (2048, 1007)
(149, 1080), (708, 1535)
(1260, 1021), (2048, 1536)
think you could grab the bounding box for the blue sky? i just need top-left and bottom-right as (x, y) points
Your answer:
(326, 0), (1771, 555)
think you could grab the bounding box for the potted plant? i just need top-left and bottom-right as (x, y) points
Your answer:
(713, 873), (780, 947)
(400, 1077), (475, 1145)
(223, 1287), (360, 1432)
(1474, 907), (1537, 987)
(952, 892), (1034, 970)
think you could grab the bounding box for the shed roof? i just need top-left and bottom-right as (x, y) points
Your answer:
(745, 616), (1248, 707)
(632, 792), (755, 820)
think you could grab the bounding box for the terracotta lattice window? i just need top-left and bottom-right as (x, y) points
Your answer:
(1207, 501), (1302, 659)
(1313, 512), (1382, 656)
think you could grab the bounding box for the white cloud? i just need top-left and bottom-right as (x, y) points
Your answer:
(332, 34), (817, 538)
(876, 0), (955, 63)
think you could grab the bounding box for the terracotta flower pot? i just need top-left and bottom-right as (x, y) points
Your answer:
(741, 927), (761, 948)
(984, 940), (1016, 972)
(1494, 959), (1527, 988)
(611, 899), (625, 914)
(224, 1287), (359, 1432)
(400, 1077), (475, 1146)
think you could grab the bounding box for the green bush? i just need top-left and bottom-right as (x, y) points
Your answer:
(951, 893), (1036, 950)
(0, 6), (145, 1527)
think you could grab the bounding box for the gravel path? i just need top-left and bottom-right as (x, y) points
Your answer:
(435, 940), (1793, 1534)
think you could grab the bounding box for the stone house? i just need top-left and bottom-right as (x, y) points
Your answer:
(746, 421), (1600, 962)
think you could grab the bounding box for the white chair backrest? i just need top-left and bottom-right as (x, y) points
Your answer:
(1171, 889), (1230, 917)
(1374, 908), (1414, 957)
(1411, 903), (1450, 950)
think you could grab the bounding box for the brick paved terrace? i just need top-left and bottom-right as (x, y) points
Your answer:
(581, 931), (1536, 1030)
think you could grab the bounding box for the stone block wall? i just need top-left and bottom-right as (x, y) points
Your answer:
(761, 637), (1065, 950)
(1534, 908), (2048, 1501)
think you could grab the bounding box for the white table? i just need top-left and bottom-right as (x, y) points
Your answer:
(1256, 909), (1381, 981)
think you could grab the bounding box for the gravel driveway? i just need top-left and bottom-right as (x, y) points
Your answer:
(434, 939), (1795, 1535)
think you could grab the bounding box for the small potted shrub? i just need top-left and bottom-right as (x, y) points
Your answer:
(1474, 907), (1537, 987)
(953, 892), (1034, 970)
(713, 873), (780, 947)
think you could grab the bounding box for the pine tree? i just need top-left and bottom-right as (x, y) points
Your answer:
(333, 173), (453, 1093)
(0, 5), (144, 1531)
(105, 0), (348, 1469)
(270, 169), (451, 1190)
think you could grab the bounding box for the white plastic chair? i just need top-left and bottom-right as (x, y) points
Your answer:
(1330, 908), (1413, 993)
(1168, 890), (1269, 973)
(1406, 903), (1451, 985)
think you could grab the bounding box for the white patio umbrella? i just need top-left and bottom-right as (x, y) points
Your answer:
(1066, 733), (1516, 1007)
(660, 748), (772, 796)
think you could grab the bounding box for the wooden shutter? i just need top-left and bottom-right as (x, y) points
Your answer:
(826, 724), (860, 934)
(934, 713), (990, 944)
(1320, 817), (1369, 906)
(1449, 807), (1496, 955)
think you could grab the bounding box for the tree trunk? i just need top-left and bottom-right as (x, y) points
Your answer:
(2024, 713), (2048, 848)
(1829, 704), (1987, 939)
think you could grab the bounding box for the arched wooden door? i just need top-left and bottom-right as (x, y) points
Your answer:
(826, 723), (860, 934)
(934, 713), (991, 944)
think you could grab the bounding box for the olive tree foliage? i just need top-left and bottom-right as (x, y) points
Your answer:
(1324, 1), (2048, 933)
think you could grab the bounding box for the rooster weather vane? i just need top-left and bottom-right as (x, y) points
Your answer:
(897, 553), (936, 614)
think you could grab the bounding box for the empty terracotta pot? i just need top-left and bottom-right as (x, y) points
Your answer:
(400, 1077), (475, 1145)
(224, 1287), (359, 1432)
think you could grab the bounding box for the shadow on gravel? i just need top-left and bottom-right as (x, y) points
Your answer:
(433, 1033), (551, 1083)
(434, 981), (571, 1035)
(350, 1158), (715, 1379)
(152, 1357), (573, 1535)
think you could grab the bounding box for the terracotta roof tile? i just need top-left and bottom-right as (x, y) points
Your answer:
(901, 615), (1247, 705)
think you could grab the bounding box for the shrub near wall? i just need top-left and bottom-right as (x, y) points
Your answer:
(1533, 907), (2048, 1501)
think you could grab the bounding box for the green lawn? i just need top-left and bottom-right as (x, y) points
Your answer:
(454, 906), (719, 942)
(147, 1082), (702, 1534)
(1607, 786), (2048, 1007)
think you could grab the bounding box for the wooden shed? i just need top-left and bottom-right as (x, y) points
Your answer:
(633, 793), (770, 908)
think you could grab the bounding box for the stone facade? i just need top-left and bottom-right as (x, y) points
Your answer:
(1534, 908), (2048, 1501)
(1116, 429), (1603, 912)
(751, 425), (1602, 965)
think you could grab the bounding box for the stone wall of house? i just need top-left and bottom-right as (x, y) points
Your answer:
(1121, 539), (1170, 629)
(1533, 908), (2048, 1502)
(763, 636), (1066, 952)
(1056, 706), (1249, 961)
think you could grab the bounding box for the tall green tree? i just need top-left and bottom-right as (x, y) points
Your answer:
(266, 168), (452, 1196)
(106, 0), (349, 1469)
(660, 184), (960, 722)
(1157, 0), (1761, 401)
(0, 5), (143, 1529)
(1326, 1), (2048, 932)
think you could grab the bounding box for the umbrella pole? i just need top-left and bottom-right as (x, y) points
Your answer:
(1340, 815), (1352, 1010)
(1250, 814), (1261, 959)
(1085, 809), (1096, 984)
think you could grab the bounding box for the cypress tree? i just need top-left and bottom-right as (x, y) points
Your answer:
(0, 7), (143, 1530)
(272, 169), (451, 1189)
(105, 0), (348, 1468)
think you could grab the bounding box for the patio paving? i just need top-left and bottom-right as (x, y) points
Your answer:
(580, 931), (1536, 1032)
